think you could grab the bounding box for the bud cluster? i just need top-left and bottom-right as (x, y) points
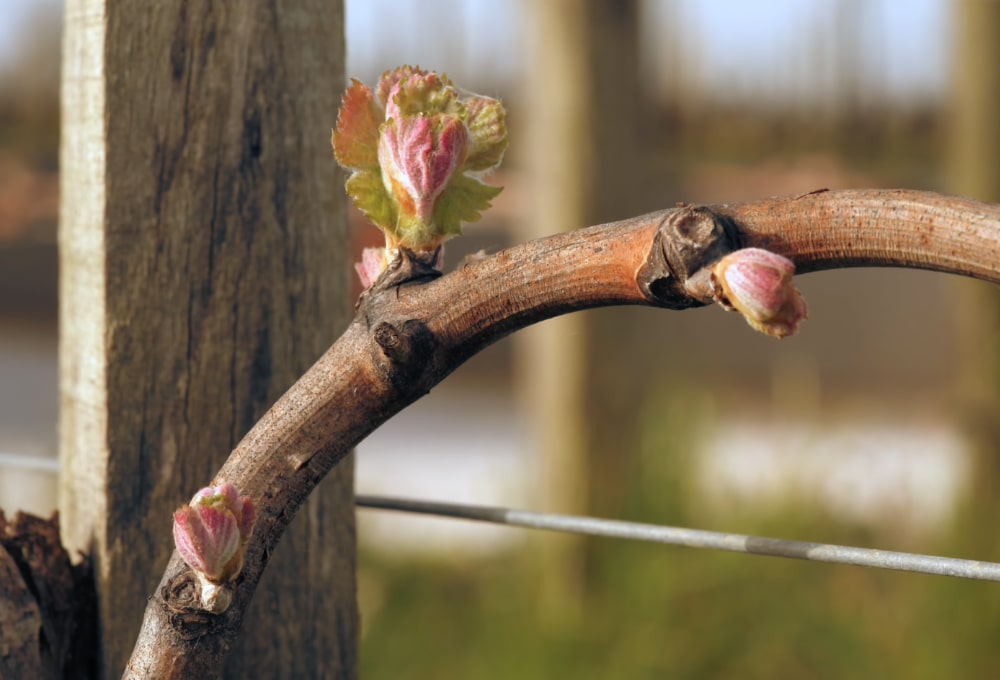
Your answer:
(333, 65), (508, 286)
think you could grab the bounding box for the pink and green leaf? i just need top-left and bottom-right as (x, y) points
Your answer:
(346, 170), (397, 232)
(332, 79), (382, 170)
(389, 73), (460, 117)
(376, 65), (423, 106)
(432, 174), (503, 239)
(463, 97), (508, 172)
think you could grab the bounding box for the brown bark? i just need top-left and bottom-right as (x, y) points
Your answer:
(0, 511), (96, 679)
(125, 189), (1000, 677)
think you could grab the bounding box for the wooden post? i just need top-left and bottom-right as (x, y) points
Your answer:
(519, 0), (646, 624)
(59, 1), (356, 676)
(949, 1), (1000, 524)
(950, 1), (1000, 201)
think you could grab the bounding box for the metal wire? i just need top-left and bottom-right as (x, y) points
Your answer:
(5, 451), (996, 582)
(0, 452), (59, 473)
(356, 494), (1000, 582)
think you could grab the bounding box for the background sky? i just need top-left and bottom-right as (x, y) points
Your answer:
(344, 0), (950, 105)
(0, 0), (950, 106)
(0, 0), (60, 67)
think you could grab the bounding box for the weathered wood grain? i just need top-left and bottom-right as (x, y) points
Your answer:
(59, 1), (355, 677)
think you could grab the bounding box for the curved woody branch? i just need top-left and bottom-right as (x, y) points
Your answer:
(124, 189), (1000, 678)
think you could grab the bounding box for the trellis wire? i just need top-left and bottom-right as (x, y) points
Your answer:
(4, 453), (997, 582)
(356, 494), (1000, 582)
(0, 452), (59, 473)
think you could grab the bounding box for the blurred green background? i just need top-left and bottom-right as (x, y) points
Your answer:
(4, 0), (1000, 677)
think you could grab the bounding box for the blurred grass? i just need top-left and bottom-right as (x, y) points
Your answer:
(360, 389), (1000, 679)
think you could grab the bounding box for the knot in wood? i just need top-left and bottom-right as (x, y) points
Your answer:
(373, 321), (411, 364)
(378, 248), (443, 290)
(370, 318), (437, 390)
(161, 570), (220, 640)
(636, 205), (739, 309)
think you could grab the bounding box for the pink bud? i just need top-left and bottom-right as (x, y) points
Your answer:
(711, 248), (808, 338)
(378, 106), (468, 227)
(173, 482), (255, 584)
(355, 246), (389, 289)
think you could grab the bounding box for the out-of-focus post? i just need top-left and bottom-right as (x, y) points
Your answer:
(519, 0), (648, 626)
(949, 1), (1000, 536)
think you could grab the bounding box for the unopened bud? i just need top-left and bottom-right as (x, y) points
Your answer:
(711, 248), (808, 338)
(355, 247), (390, 289)
(172, 482), (255, 611)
